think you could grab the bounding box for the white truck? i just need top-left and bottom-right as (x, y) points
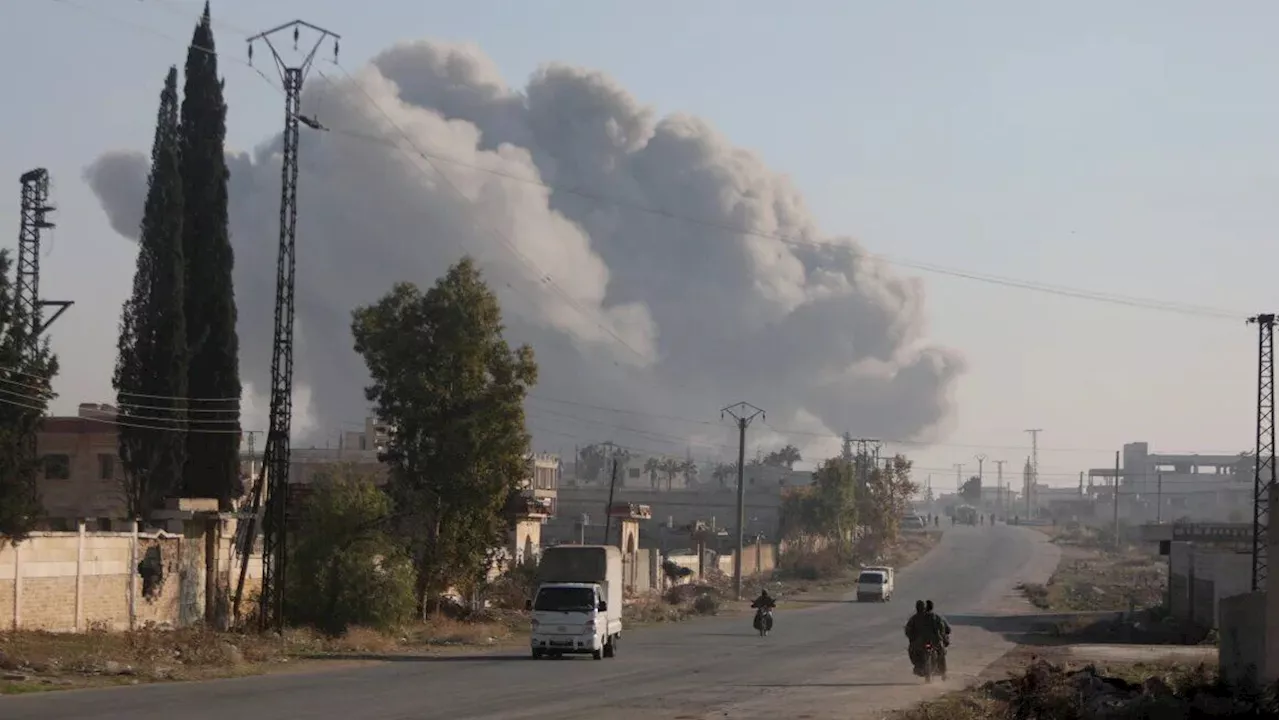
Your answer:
(528, 545), (623, 660)
(856, 565), (895, 602)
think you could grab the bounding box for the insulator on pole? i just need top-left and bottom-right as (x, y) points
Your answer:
(248, 42), (253, 65)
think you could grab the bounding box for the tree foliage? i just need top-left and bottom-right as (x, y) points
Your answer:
(712, 462), (739, 488)
(764, 444), (802, 469)
(858, 454), (920, 549)
(576, 443), (628, 483)
(960, 476), (982, 504)
(115, 67), (189, 522)
(179, 4), (241, 508)
(779, 457), (858, 557)
(351, 257), (537, 611)
(0, 251), (58, 540)
(284, 464), (415, 634)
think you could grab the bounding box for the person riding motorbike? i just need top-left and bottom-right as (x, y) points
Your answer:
(751, 589), (777, 633)
(925, 599), (952, 647)
(904, 600), (948, 676)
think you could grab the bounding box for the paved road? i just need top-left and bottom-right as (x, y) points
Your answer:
(2, 525), (1060, 720)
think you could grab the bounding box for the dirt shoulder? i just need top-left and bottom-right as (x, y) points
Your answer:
(0, 613), (526, 695)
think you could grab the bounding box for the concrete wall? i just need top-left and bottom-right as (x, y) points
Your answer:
(552, 486), (783, 542)
(1167, 542), (1255, 631)
(0, 517), (262, 632)
(1219, 591), (1270, 686)
(715, 541), (777, 578)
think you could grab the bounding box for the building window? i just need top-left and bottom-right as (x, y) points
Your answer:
(42, 454), (71, 480)
(98, 453), (115, 480)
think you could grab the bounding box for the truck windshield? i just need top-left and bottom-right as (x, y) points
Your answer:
(858, 572), (886, 584)
(534, 586), (596, 612)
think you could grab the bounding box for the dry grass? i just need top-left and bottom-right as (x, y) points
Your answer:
(1019, 525), (1166, 613)
(0, 611), (532, 695)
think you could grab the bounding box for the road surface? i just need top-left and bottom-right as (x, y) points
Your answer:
(2, 525), (1060, 720)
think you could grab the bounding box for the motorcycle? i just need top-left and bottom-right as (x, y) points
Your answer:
(752, 607), (774, 636)
(921, 642), (946, 683)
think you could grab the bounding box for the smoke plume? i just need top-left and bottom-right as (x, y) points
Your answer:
(84, 39), (965, 461)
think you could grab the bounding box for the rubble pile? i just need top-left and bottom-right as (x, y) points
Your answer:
(980, 659), (1276, 719)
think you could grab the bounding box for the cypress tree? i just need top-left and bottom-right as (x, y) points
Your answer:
(0, 249), (59, 540)
(180, 3), (242, 508)
(114, 67), (188, 522)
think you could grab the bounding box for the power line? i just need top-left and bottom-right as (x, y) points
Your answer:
(0, 395), (254, 434)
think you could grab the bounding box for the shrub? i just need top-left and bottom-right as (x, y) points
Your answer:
(692, 593), (720, 615)
(284, 466), (416, 635)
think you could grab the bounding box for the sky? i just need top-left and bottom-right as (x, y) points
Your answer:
(0, 0), (1276, 490)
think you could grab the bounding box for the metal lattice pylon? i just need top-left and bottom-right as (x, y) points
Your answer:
(231, 20), (340, 633)
(1249, 313), (1276, 593)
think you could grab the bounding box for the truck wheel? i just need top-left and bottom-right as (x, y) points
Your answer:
(531, 649), (544, 659)
(604, 636), (617, 658)
(592, 648), (603, 660)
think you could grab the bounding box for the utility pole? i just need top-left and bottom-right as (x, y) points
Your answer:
(722, 402), (765, 601)
(1248, 313), (1276, 592)
(1112, 450), (1121, 548)
(1024, 429), (1041, 517)
(1156, 471), (1163, 524)
(234, 20), (341, 633)
(953, 463), (965, 492)
(603, 458), (619, 545)
(15, 169), (73, 354)
(974, 454), (987, 505)
(994, 460), (1006, 518)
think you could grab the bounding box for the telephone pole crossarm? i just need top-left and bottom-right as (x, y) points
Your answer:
(721, 402), (765, 601)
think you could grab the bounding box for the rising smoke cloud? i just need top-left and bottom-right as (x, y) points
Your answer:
(84, 39), (965, 462)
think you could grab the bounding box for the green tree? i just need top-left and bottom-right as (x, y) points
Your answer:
(0, 250), (59, 540)
(284, 464), (415, 634)
(812, 456), (858, 555)
(351, 257), (537, 612)
(764, 444), (802, 469)
(960, 476), (982, 504)
(114, 67), (189, 522)
(860, 454), (919, 549)
(179, 3), (241, 508)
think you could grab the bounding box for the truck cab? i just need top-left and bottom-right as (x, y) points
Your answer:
(529, 545), (623, 660)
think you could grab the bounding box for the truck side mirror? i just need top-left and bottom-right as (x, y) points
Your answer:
(525, 599), (532, 611)
(597, 601), (608, 612)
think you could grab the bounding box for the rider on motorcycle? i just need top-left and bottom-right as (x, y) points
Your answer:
(751, 589), (777, 632)
(751, 589), (777, 611)
(904, 600), (948, 676)
(925, 600), (952, 646)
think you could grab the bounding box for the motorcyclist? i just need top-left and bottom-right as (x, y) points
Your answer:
(925, 599), (952, 646)
(751, 589), (777, 632)
(904, 600), (947, 676)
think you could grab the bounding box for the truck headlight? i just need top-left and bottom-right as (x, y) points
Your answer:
(582, 621), (596, 634)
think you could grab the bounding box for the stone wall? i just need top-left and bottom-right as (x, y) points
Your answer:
(1218, 591), (1270, 686)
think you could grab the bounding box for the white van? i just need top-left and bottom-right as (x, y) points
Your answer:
(856, 566), (895, 602)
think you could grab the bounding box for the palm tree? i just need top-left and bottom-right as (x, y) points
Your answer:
(643, 457), (661, 489)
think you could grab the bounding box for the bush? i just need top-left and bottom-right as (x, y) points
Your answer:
(778, 546), (845, 580)
(284, 466), (416, 635)
(484, 561), (540, 610)
(692, 593), (720, 615)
